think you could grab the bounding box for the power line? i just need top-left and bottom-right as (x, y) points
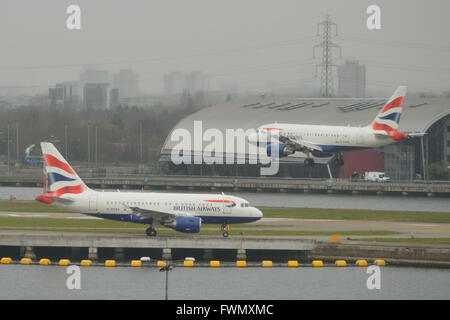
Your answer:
(362, 60), (450, 74)
(0, 58), (316, 89)
(336, 35), (450, 51)
(336, 74), (450, 91)
(0, 36), (318, 71)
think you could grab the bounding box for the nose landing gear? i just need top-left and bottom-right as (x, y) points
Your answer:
(221, 224), (230, 237)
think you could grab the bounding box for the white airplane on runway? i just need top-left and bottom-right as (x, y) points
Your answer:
(249, 86), (420, 166)
(35, 142), (262, 237)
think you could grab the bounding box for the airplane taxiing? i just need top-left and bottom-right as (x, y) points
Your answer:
(35, 142), (262, 237)
(249, 86), (420, 166)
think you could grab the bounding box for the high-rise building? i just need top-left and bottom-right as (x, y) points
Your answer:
(337, 60), (366, 98)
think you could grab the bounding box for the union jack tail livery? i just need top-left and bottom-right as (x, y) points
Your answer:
(371, 86), (408, 141)
(37, 142), (89, 204)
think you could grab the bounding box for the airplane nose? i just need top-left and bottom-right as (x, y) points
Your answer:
(254, 208), (263, 219)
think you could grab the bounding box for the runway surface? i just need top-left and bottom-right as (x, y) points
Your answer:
(1, 210), (449, 245)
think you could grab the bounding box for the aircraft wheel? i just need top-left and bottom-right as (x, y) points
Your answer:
(304, 158), (314, 166)
(146, 227), (157, 237)
(334, 158), (344, 166)
(222, 231), (229, 238)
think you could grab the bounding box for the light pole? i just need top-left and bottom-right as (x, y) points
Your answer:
(7, 124), (10, 176)
(95, 125), (98, 168)
(65, 124), (68, 160)
(87, 124), (90, 168)
(159, 264), (174, 300)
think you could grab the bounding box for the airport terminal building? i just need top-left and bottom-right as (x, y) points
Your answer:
(159, 95), (450, 180)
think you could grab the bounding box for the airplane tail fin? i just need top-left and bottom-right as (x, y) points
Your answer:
(371, 86), (407, 131)
(39, 142), (89, 197)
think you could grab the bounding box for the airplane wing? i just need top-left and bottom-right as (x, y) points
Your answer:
(124, 204), (192, 222)
(278, 134), (323, 152)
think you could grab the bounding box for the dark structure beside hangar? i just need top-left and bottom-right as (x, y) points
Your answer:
(160, 95), (450, 180)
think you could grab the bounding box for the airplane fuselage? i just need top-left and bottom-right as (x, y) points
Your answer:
(257, 123), (397, 153)
(51, 190), (262, 225)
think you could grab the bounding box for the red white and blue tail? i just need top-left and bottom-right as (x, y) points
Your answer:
(37, 142), (89, 203)
(371, 86), (408, 141)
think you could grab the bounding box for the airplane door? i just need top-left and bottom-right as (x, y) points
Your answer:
(222, 195), (232, 214)
(89, 194), (98, 211)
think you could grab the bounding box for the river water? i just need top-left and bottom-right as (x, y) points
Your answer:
(1, 186), (449, 212)
(0, 265), (448, 300)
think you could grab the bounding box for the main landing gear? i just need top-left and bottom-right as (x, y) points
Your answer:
(333, 153), (344, 167)
(221, 224), (230, 237)
(146, 226), (157, 237)
(304, 158), (315, 166)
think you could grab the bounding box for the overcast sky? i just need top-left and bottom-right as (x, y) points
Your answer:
(1, 0), (449, 96)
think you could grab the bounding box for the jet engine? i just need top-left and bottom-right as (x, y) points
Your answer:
(266, 144), (295, 157)
(163, 217), (201, 233)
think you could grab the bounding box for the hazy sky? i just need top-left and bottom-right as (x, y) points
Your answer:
(1, 0), (450, 96)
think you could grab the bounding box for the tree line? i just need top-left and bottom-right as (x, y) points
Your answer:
(0, 103), (199, 166)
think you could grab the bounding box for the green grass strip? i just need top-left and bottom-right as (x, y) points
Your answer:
(351, 238), (450, 245)
(261, 207), (450, 224)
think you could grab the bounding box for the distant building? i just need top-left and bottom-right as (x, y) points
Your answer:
(80, 70), (110, 84)
(49, 86), (63, 102)
(48, 69), (122, 109)
(185, 71), (209, 94)
(49, 81), (83, 107)
(109, 88), (120, 108)
(113, 69), (139, 99)
(337, 60), (366, 98)
(83, 83), (110, 109)
(164, 71), (209, 96)
(61, 81), (83, 107)
(164, 72), (185, 96)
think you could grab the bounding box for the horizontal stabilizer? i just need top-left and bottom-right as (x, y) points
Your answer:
(373, 130), (390, 136)
(407, 132), (427, 137)
(36, 194), (74, 204)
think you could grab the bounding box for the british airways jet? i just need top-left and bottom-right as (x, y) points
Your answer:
(250, 86), (416, 166)
(35, 142), (262, 237)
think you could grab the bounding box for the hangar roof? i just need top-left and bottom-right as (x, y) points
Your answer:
(161, 95), (450, 156)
